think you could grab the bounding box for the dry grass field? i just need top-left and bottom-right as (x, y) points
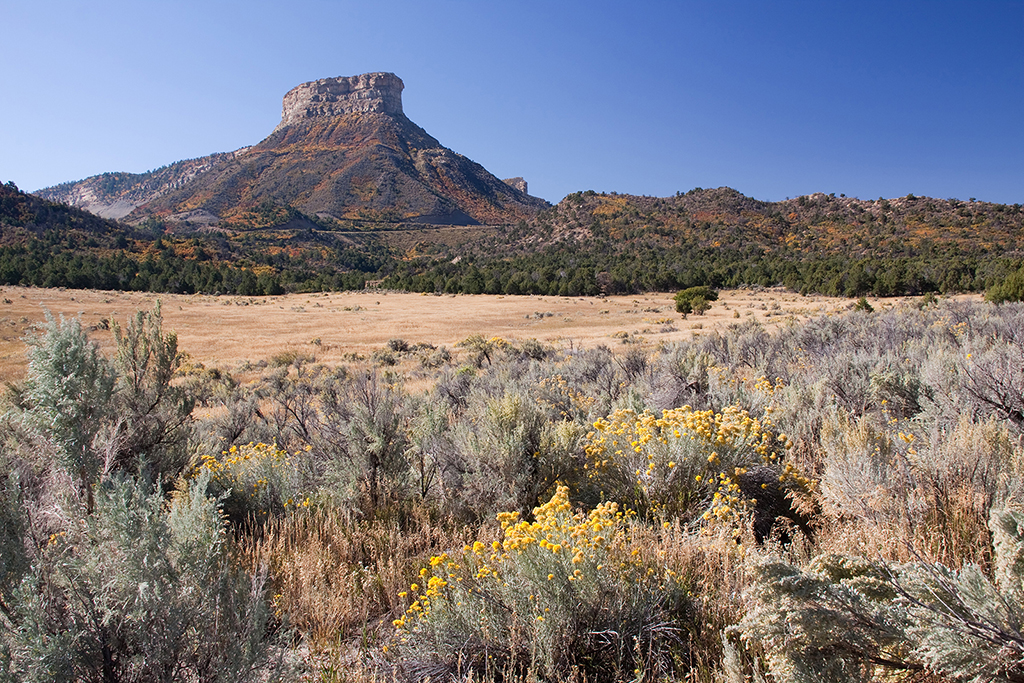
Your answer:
(0, 285), (973, 382)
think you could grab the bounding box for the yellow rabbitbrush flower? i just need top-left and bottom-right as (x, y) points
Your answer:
(585, 403), (800, 523)
(392, 485), (690, 681)
(191, 442), (304, 524)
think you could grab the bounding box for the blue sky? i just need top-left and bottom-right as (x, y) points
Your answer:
(2, 0), (1021, 204)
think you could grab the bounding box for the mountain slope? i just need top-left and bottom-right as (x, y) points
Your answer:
(37, 73), (548, 227)
(33, 153), (243, 222)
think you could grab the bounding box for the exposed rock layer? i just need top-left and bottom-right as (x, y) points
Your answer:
(277, 72), (405, 130)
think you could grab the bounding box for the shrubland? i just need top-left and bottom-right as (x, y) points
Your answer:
(1, 296), (1023, 681)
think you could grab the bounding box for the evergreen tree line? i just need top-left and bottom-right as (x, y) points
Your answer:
(0, 240), (369, 295)
(3, 230), (1023, 299)
(383, 241), (1023, 298)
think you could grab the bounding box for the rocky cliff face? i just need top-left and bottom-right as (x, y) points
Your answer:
(38, 73), (546, 227)
(503, 177), (528, 194)
(277, 72), (405, 129)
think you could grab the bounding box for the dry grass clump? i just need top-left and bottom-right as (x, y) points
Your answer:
(239, 505), (475, 651)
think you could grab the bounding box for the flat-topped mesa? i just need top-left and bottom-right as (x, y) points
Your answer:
(277, 72), (404, 129)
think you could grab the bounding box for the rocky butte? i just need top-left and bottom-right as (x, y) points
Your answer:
(38, 72), (548, 227)
(277, 72), (406, 127)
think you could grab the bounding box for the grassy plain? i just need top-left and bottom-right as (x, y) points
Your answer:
(0, 285), (962, 381)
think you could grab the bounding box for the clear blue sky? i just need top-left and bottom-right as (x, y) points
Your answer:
(2, 0), (1021, 204)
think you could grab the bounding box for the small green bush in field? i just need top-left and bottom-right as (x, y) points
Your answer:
(393, 484), (691, 682)
(853, 296), (874, 312)
(675, 286), (718, 317)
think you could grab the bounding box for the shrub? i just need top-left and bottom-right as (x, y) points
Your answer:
(392, 484), (691, 682)
(446, 390), (582, 519)
(193, 442), (305, 526)
(520, 338), (547, 361)
(583, 400), (803, 527)
(325, 371), (412, 516)
(269, 348), (313, 368)
(853, 297), (874, 312)
(736, 554), (912, 683)
(817, 408), (1021, 566)
(818, 409), (911, 528)
(735, 507), (1024, 683)
(109, 304), (195, 484)
(372, 348), (397, 366)
(675, 287), (719, 317)
(558, 345), (627, 415)
(957, 334), (1024, 434)
(3, 472), (285, 681)
(456, 334), (496, 367)
(645, 344), (716, 412)
(18, 313), (115, 509)
(0, 463), (28, 625)
(387, 338), (410, 353)
(419, 345), (451, 369)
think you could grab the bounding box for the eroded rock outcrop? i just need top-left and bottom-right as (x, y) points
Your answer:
(276, 72), (405, 130)
(503, 177), (528, 194)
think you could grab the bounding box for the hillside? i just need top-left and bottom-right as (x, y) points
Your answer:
(0, 181), (390, 293)
(0, 180), (130, 240)
(38, 73), (548, 227)
(382, 187), (1024, 297)
(535, 188), (1024, 256)
(33, 153), (241, 221)
(7, 176), (1024, 298)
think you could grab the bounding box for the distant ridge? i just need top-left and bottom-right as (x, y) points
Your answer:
(37, 73), (548, 227)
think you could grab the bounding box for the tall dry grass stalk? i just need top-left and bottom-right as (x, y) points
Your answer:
(238, 505), (481, 650)
(634, 523), (752, 679)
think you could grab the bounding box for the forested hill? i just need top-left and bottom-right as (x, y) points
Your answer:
(3, 178), (1023, 298)
(382, 188), (1024, 297)
(1, 180), (128, 240)
(0, 181), (387, 294)
(534, 188), (1024, 257)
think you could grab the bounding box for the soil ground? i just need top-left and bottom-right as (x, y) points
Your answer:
(0, 285), (972, 382)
